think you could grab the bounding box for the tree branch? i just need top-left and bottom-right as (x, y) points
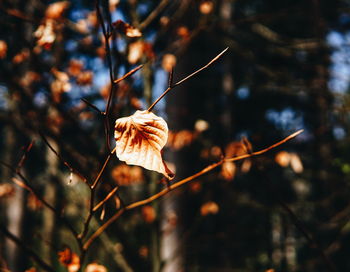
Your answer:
(148, 47), (228, 112)
(0, 224), (55, 272)
(83, 129), (303, 249)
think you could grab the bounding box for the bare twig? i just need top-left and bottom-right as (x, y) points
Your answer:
(91, 147), (116, 190)
(83, 129), (303, 249)
(113, 64), (143, 85)
(0, 224), (55, 272)
(81, 98), (104, 115)
(16, 140), (34, 172)
(139, 0), (169, 30)
(261, 171), (337, 272)
(0, 161), (81, 249)
(93, 186), (119, 212)
(39, 132), (87, 183)
(96, 0), (114, 150)
(147, 47), (229, 112)
(78, 147), (116, 242)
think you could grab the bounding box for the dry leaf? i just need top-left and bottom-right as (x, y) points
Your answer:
(162, 54), (177, 72)
(167, 130), (195, 150)
(111, 164), (144, 186)
(0, 183), (15, 198)
(290, 153), (303, 173)
(200, 201), (219, 216)
(112, 20), (142, 37)
(0, 40), (8, 59)
(76, 71), (93, 85)
(27, 193), (43, 211)
(128, 41), (144, 64)
(12, 48), (30, 64)
(139, 246), (149, 258)
(58, 248), (80, 272)
(68, 59), (84, 76)
(85, 263), (107, 272)
(34, 19), (56, 49)
(177, 26), (190, 39)
(25, 268), (37, 272)
(221, 161), (236, 181)
(199, 1), (214, 14)
(45, 1), (70, 20)
(142, 205), (156, 223)
(189, 181), (202, 193)
(194, 119), (209, 132)
(275, 151), (290, 167)
(115, 110), (174, 179)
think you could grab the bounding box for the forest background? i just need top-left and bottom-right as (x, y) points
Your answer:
(1, 0), (350, 271)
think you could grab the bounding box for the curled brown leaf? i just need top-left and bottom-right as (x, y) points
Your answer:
(115, 110), (174, 180)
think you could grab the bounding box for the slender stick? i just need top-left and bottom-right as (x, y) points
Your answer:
(40, 132), (87, 183)
(78, 147), (116, 241)
(93, 186), (119, 212)
(113, 64), (143, 85)
(139, 0), (169, 30)
(16, 140), (34, 171)
(0, 161), (81, 248)
(83, 129), (303, 249)
(0, 224), (55, 272)
(91, 147), (116, 190)
(81, 98), (104, 115)
(147, 47), (229, 112)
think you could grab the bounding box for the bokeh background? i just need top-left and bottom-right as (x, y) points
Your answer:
(1, 0), (350, 271)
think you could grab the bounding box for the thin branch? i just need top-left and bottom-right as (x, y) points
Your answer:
(78, 147), (116, 241)
(93, 186), (119, 212)
(83, 129), (303, 250)
(113, 64), (143, 85)
(0, 161), (81, 248)
(81, 98), (104, 115)
(260, 169), (337, 272)
(39, 132), (87, 183)
(16, 140), (34, 172)
(168, 68), (174, 88)
(147, 47), (229, 112)
(0, 224), (55, 272)
(91, 147), (116, 190)
(96, 0), (114, 150)
(139, 0), (169, 30)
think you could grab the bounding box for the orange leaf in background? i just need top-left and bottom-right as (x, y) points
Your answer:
(45, 1), (70, 20)
(142, 205), (156, 223)
(76, 70), (93, 85)
(290, 153), (303, 173)
(58, 248), (80, 272)
(13, 48), (30, 64)
(68, 59), (84, 76)
(200, 201), (219, 216)
(115, 110), (174, 180)
(25, 268), (37, 272)
(221, 161), (236, 181)
(162, 54), (177, 72)
(85, 263), (107, 272)
(199, 1), (214, 14)
(177, 26), (190, 39)
(0, 183), (15, 198)
(112, 20), (142, 37)
(139, 246), (149, 258)
(111, 164), (144, 186)
(275, 151), (290, 167)
(0, 40), (8, 59)
(128, 41), (144, 64)
(34, 20), (56, 49)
